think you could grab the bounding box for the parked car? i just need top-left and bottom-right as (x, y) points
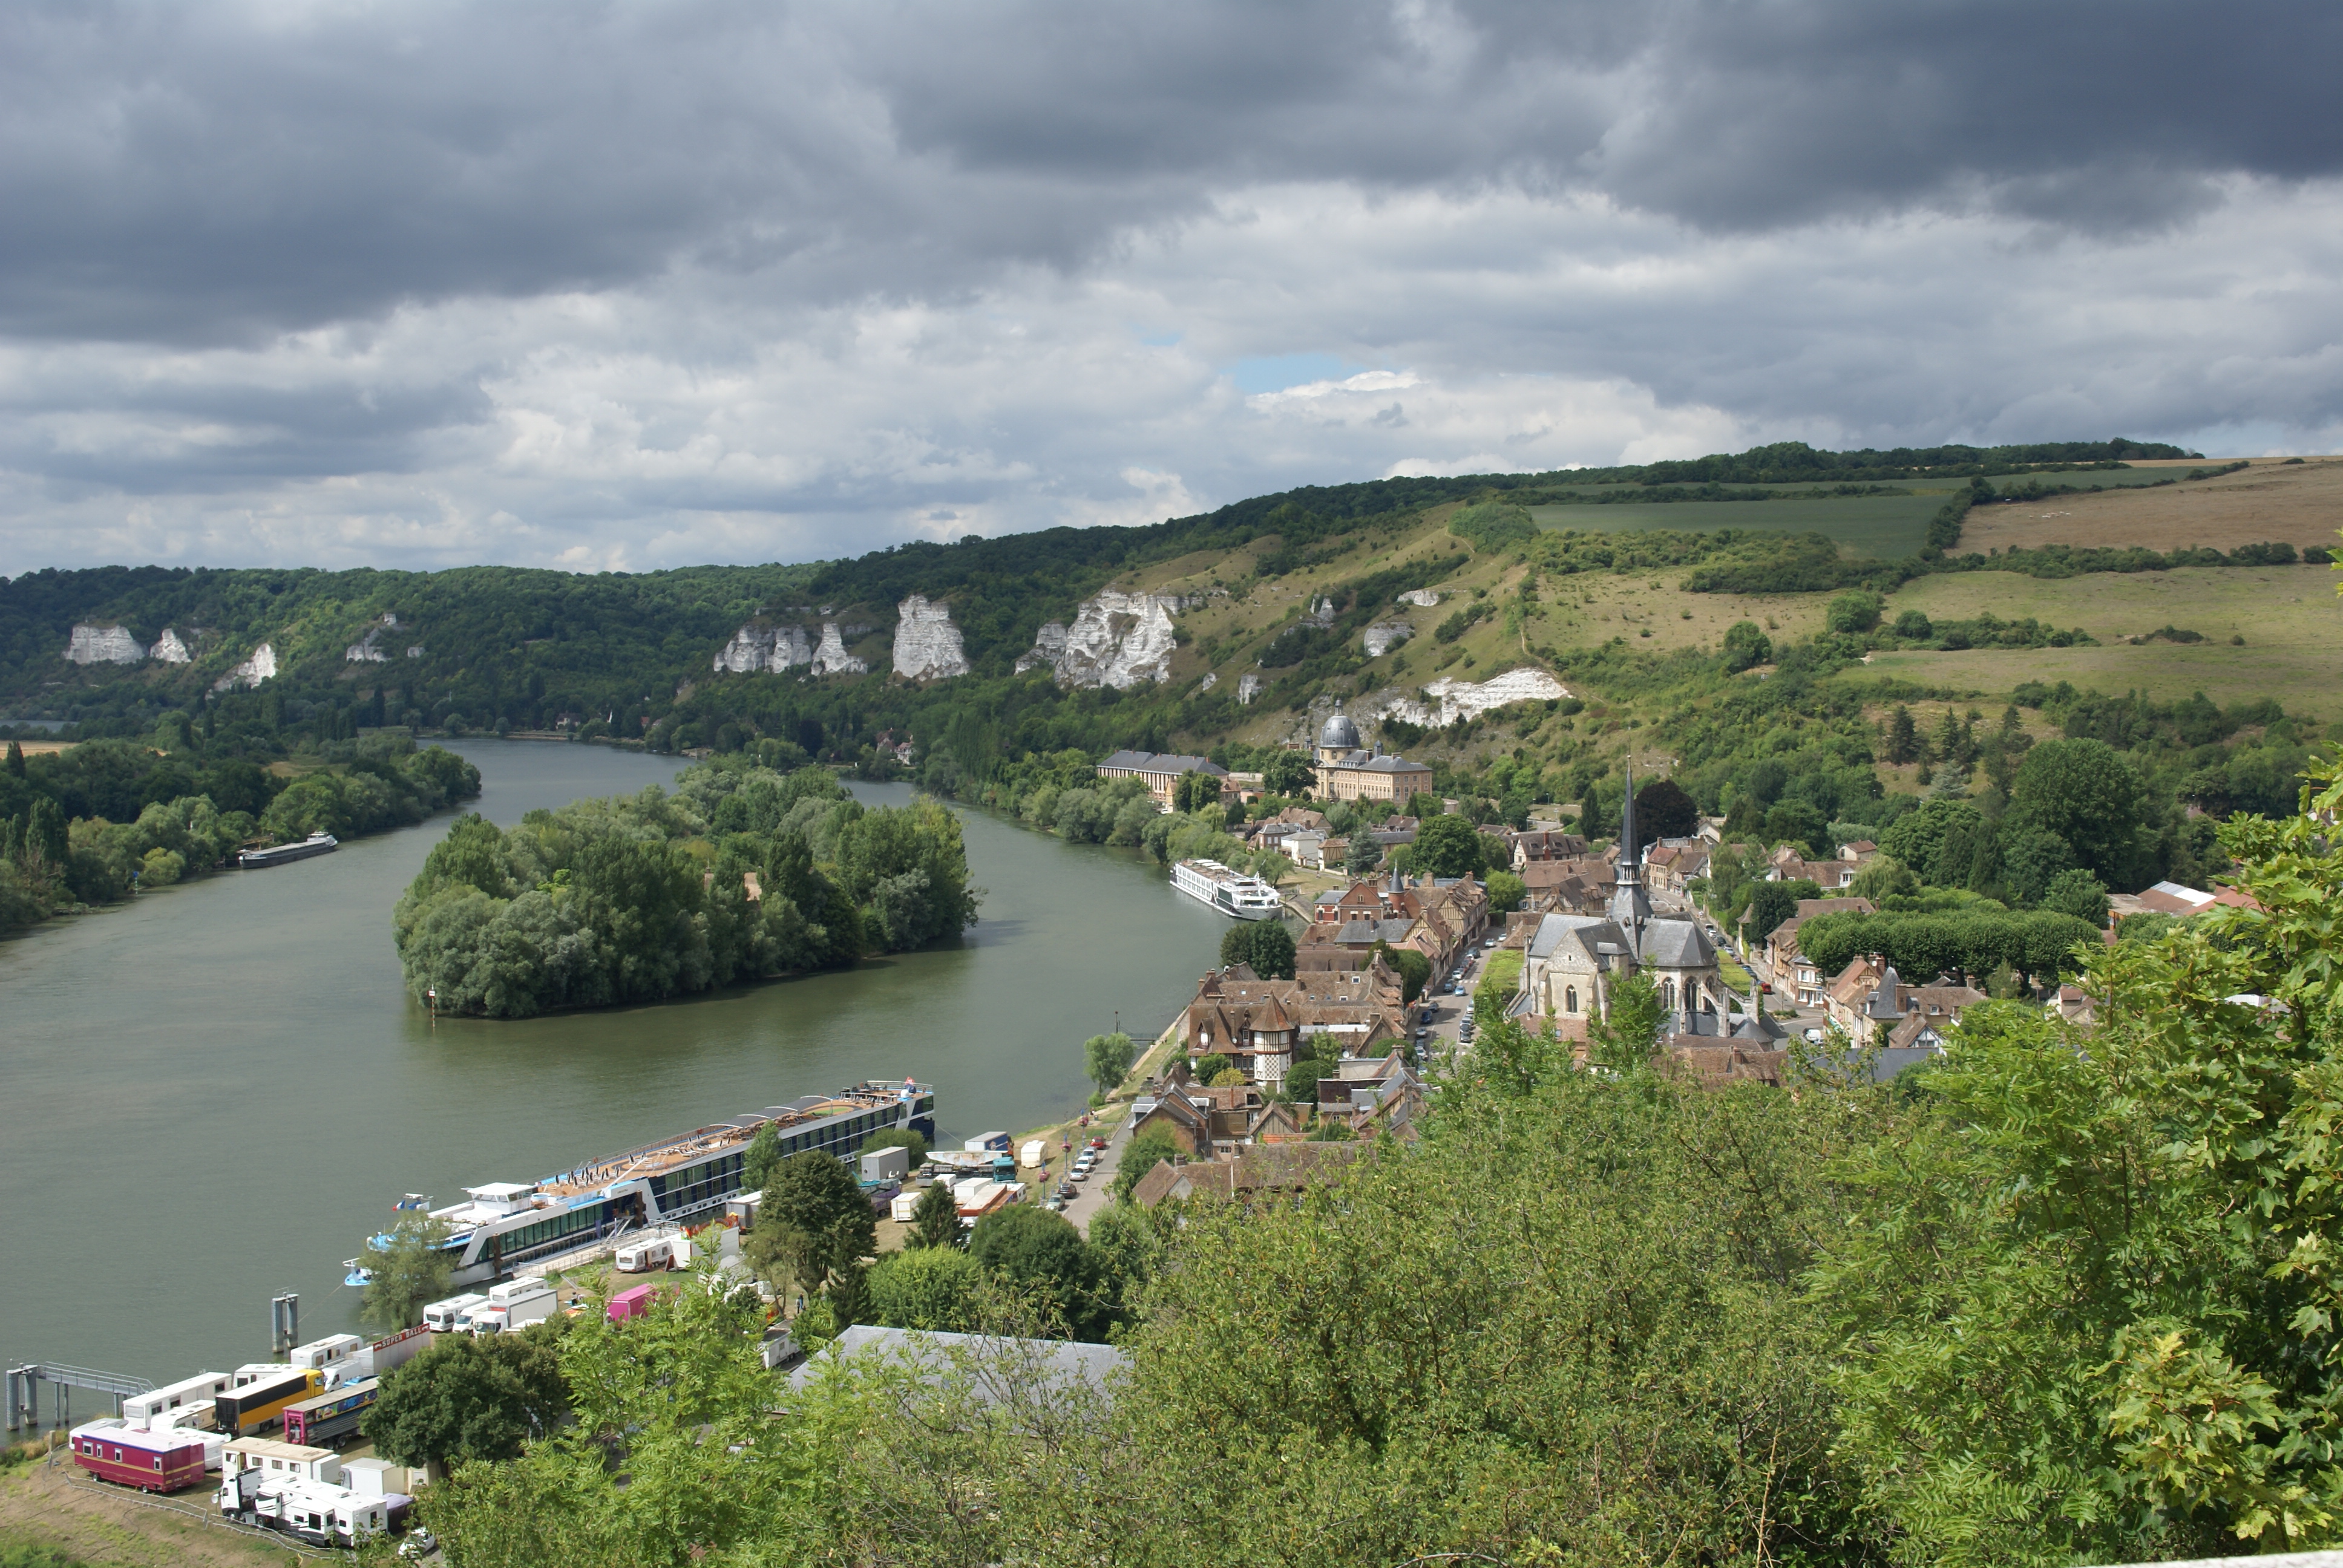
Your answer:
(1088, 1136), (1108, 1150)
(1069, 1168), (1090, 1183)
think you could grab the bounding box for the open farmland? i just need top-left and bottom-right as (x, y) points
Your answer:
(1528, 492), (1945, 558)
(1856, 564), (2342, 719)
(1956, 456), (2342, 555)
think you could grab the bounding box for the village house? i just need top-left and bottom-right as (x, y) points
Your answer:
(1302, 871), (1490, 975)
(1180, 961), (1407, 1088)
(1129, 1142), (1368, 1212)
(2108, 878), (2261, 923)
(1821, 956), (1987, 1046)
(1517, 860), (1609, 915)
(1094, 750), (1230, 807)
(1513, 828), (1591, 866)
(1309, 714), (1435, 806)
(1314, 1050), (1429, 1139)
(1762, 843), (1859, 889)
(1757, 897), (1874, 1007)
(1645, 840), (1711, 894)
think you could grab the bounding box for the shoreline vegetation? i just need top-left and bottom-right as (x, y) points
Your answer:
(0, 731), (479, 935)
(391, 752), (978, 1019)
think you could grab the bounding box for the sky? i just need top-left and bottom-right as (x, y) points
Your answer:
(2, 0), (2339, 576)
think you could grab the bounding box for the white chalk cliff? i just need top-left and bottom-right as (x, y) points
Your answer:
(152, 628), (191, 664)
(1017, 592), (1181, 688)
(1237, 673), (1265, 705)
(1398, 589), (1442, 609)
(891, 595), (969, 681)
(813, 623), (867, 676)
(65, 624), (146, 665)
(1373, 666), (1568, 727)
(213, 643), (279, 692)
(713, 622), (814, 675)
(1362, 621), (1415, 657)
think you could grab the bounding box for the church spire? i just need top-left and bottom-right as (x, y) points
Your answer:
(1610, 757), (1651, 939)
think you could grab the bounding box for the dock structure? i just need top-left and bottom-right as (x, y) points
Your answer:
(5, 1361), (155, 1432)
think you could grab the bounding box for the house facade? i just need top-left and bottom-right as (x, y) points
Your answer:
(1095, 750), (1230, 806)
(1181, 961), (1407, 1087)
(1309, 714), (1435, 806)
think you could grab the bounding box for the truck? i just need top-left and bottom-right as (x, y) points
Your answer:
(466, 1282), (555, 1334)
(963, 1130), (1011, 1154)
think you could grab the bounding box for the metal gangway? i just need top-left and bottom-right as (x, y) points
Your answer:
(5, 1361), (156, 1434)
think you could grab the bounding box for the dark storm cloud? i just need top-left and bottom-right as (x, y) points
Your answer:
(3, 1), (2336, 344)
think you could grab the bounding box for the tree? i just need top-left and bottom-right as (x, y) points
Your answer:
(1826, 590), (1883, 635)
(1880, 796), (1983, 880)
(1191, 1052), (1233, 1083)
(742, 1123), (784, 1193)
(969, 1205), (1104, 1338)
(2013, 738), (2150, 890)
(1633, 777), (1699, 841)
(1261, 750), (1316, 797)
(747, 1151), (875, 1298)
(1742, 878), (1821, 942)
(865, 1246), (983, 1332)
(3, 740), (21, 778)
(1345, 831), (1383, 876)
(905, 1180), (960, 1251)
(859, 1126), (930, 1169)
(1412, 812), (1485, 877)
(1484, 869), (1526, 914)
(1221, 919), (1296, 978)
(1083, 1030), (1137, 1097)
(361, 1215), (456, 1334)
(1386, 945), (1431, 1004)
(1172, 769), (1222, 814)
(1114, 1125), (1185, 1203)
(1883, 705), (1922, 765)
(1721, 620), (1772, 672)
(1283, 1057), (1325, 1104)
(1848, 854), (1918, 901)
(362, 1324), (570, 1469)
(1586, 970), (1666, 1073)
(2041, 867), (2111, 927)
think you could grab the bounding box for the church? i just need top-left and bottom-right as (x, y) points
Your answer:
(1309, 713), (1435, 806)
(1516, 764), (1735, 1034)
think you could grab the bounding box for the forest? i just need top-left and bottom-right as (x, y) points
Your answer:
(391, 755), (978, 1018)
(0, 727), (477, 932)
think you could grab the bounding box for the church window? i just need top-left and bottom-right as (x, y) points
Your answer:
(1564, 986), (1578, 1013)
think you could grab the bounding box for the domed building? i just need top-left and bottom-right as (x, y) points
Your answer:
(1315, 711), (1363, 761)
(1309, 710), (1434, 806)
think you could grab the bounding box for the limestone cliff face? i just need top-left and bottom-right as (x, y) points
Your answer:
(1014, 621), (1069, 676)
(65, 624), (145, 665)
(1362, 621), (1414, 657)
(891, 595), (968, 681)
(813, 623), (868, 676)
(1019, 591), (1180, 688)
(1237, 673), (1265, 705)
(152, 628), (192, 664)
(1372, 666), (1568, 727)
(1398, 588), (1442, 609)
(713, 622), (813, 674)
(346, 621), (392, 662)
(213, 642), (279, 692)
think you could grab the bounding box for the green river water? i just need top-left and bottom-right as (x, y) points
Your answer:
(0, 741), (1226, 1406)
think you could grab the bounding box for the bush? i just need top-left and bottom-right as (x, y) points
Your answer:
(1720, 621), (1772, 672)
(1114, 1125), (1185, 1203)
(865, 1247), (983, 1332)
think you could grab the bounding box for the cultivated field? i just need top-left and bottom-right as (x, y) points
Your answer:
(1529, 493), (1944, 558)
(1956, 456), (2343, 555)
(1861, 565), (2342, 720)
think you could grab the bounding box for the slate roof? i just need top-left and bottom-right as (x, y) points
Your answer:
(1098, 750), (1228, 777)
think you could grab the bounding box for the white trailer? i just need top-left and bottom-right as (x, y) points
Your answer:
(468, 1282), (554, 1334)
(422, 1293), (487, 1332)
(122, 1371), (233, 1425)
(614, 1236), (675, 1273)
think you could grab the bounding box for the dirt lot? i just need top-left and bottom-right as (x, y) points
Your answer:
(1957, 457), (2343, 556)
(0, 1457), (303, 1566)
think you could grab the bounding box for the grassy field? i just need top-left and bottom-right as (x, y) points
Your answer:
(1529, 494), (1945, 558)
(1958, 456), (2343, 556)
(1854, 565), (2342, 719)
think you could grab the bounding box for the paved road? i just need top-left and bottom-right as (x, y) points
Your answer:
(1062, 1112), (1133, 1237)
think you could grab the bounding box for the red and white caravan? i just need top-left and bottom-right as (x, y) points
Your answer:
(70, 1422), (208, 1494)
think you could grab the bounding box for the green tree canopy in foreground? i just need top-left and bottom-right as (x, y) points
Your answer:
(746, 1150), (876, 1302)
(362, 1322), (570, 1470)
(1408, 811), (1485, 877)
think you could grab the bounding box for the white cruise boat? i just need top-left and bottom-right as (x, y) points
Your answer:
(1173, 858), (1283, 921)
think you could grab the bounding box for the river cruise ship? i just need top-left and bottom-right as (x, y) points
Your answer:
(1172, 858), (1284, 921)
(378, 1079), (936, 1286)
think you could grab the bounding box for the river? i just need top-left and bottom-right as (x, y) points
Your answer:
(0, 741), (1227, 1406)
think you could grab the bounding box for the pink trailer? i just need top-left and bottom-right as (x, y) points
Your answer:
(608, 1285), (656, 1323)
